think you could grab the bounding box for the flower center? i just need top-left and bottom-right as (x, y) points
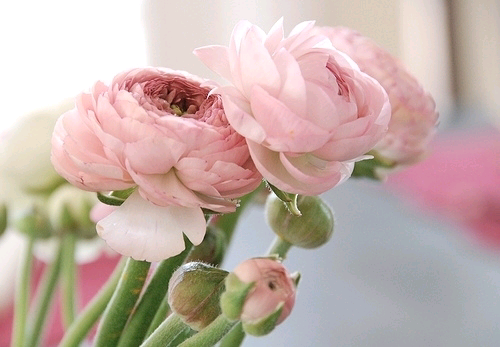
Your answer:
(143, 77), (209, 116)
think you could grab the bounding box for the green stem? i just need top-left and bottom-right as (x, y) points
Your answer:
(11, 236), (34, 347)
(267, 236), (293, 259)
(177, 315), (236, 347)
(144, 298), (170, 339)
(215, 188), (259, 245)
(24, 238), (64, 347)
(139, 314), (190, 347)
(219, 322), (245, 347)
(93, 258), (151, 347)
(61, 233), (77, 329)
(58, 257), (126, 347)
(117, 242), (193, 347)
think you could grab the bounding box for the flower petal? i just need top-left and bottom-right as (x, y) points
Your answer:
(96, 191), (206, 262)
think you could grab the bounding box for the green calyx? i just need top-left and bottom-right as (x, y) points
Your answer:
(220, 273), (256, 321)
(241, 302), (284, 336)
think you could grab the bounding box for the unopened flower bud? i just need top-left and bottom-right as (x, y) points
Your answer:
(168, 262), (228, 331)
(265, 194), (334, 249)
(220, 257), (297, 336)
(15, 203), (52, 239)
(47, 184), (98, 238)
(186, 225), (227, 266)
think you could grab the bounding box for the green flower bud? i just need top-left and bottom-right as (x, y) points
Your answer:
(0, 100), (73, 194)
(186, 225), (227, 266)
(220, 257), (297, 336)
(14, 203), (52, 239)
(168, 262), (228, 331)
(0, 204), (7, 237)
(265, 194), (334, 249)
(47, 184), (98, 238)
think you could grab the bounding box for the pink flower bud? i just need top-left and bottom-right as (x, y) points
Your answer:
(232, 258), (296, 327)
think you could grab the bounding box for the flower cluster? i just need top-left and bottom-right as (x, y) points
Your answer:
(50, 19), (437, 262)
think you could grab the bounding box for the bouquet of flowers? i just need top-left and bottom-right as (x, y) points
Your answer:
(1, 19), (437, 347)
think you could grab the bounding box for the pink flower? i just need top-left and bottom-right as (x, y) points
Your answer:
(316, 26), (439, 166)
(195, 19), (391, 195)
(51, 68), (261, 261)
(233, 257), (296, 327)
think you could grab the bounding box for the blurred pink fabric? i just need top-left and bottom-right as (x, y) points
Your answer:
(0, 254), (120, 347)
(388, 128), (500, 247)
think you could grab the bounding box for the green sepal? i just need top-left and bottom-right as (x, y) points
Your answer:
(352, 152), (395, 180)
(290, 271), (301, 286)
(242, 302), (284, 336)
(220, 273), (256, 321)
(111, 187), (136, 200)
(97, 187), (136, 206)
(266, 182), (301, 216)
(97, 192), (125, 206)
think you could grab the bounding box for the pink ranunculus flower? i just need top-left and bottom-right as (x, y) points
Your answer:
(195, 19), (391, 195)
(51, 68), (262, 262)
(316, 26), (439, 167)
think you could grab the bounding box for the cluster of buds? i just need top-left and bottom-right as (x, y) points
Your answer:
(168, 258), (298, 336)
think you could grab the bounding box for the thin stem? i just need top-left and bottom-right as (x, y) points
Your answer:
(93, 258), (151, 347)
(144, 296), (170, 339)
(117, 242), (193, 347)
(215, 188), (259, 245)
(58, 257), (126, 347)
(219, 322), (245, 347)
(61, 233), (77, 329)
(177, 315), (236, 347)
(11, 236), (35, 347)
(139, 314), (190, 347)
(24, 238), (64, 347)
(267, 236), (293, 259)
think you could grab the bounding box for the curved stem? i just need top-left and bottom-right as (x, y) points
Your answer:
(58, 257), (126, 347)
(61, 233), (77, 329)
(11, 236), (34, 347)
(219, 322), (245, 347)
(267, 236), (292, 259)
(93, 258), (151, 347)
(139, 314), (190, 347)
(117, 242), (193, 347)
(24, 238), (64, 347)
(177, 315), (236, 347)
(144, 296), (170, 339)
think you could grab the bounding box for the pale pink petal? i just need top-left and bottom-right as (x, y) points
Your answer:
(124, 137), (187, 175)
(217, 86), (267, 143)
(264, 18), (284, 53)
(250, 85), (330, 152)
(193, 45), (233, 83)
(238, 25), (281, 97)
(96, 191), (206, 262)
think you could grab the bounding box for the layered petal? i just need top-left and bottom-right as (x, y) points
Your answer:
(196, 20), (390, 194)
(96, 191), (206, 262)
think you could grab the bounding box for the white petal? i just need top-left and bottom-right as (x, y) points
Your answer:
(96, 191), (206, 262)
